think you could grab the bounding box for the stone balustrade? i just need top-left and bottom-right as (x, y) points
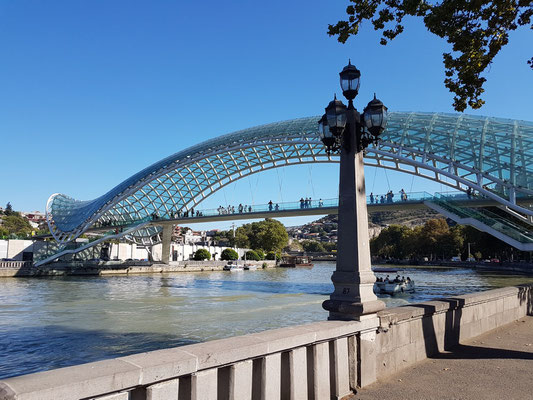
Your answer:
(0, 261), (31, 269)
(0, 284), (531, 400)
(0, 318), (380, 400)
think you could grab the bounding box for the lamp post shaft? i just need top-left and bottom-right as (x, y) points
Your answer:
(322, 103), (385, 320)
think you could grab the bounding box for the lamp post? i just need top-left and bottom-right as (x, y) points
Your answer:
(320, 61), (388, 320)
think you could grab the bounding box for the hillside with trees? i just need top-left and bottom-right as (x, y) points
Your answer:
(0, 203), (34, 239)
(287, 208), (520, 261)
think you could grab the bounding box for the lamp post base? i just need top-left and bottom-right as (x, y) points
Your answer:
(322, 270), (385, 320)
(322, 299), (385, 321)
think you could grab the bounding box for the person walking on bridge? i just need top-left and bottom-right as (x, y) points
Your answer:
(268, 200), (273, 211)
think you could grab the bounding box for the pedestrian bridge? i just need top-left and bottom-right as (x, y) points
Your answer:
(35, 191), (533, 266)
(39, 112), (533, 265)
(46, 112), (533, 246)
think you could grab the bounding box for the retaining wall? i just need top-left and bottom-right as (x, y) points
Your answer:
(0, 284), (531, 400)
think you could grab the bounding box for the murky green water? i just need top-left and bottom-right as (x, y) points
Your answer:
(1, 263), (532, 379)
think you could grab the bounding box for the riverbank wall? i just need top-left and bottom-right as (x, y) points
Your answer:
(0, 260), (277, 278)
(1, 284), (531, 400)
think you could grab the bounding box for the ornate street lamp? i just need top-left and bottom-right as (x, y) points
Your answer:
(339, 60), (360, 100)
(320, 61), (388, 321)
(363, 94), (388, 137)
(318, 114), (337, 154)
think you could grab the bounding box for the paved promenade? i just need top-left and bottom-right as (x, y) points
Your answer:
(353, 316), (533, 400)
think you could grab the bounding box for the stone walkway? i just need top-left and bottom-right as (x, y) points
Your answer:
(353, 316), (533, 400)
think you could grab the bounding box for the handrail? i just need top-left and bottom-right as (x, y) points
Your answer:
(430, 193), (533, 243)
(94, 191), (435, 229)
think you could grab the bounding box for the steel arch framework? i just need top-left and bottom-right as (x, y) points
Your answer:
(46, 112), (533, 245)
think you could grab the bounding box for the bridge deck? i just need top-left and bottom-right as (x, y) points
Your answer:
(85, 196), (531, 233)
(34, 193), (533, 239)
(354, 316), (533, 400)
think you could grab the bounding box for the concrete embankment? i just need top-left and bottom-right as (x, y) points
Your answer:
(0, 260), (277, 277)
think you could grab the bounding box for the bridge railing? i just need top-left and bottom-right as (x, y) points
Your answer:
(430, 193), (533, 244)
(96, 191), (435, 228)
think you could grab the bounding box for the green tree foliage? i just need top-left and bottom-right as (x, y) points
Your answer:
(266, 251), (281, 260)
(322, 242), (337, 252)
(461, 225), (510, 260)
(213, 230), (235, 247)
(301, 240), (326, 252)
(193, 248), (211, 261)
(0, 214), (33, 237)
(243, 250), (261, 261)
(255, 249), (265, 260)
(234, 219), (289, 252)
(370, 225), (414, 259)
(4, 202), (13, 215)
(328, 0), (533, 111)
(371, 218), (465, 260)
(221, 248), (239, 261)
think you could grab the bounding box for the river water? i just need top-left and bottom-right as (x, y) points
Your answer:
(1, 262), (533, 379)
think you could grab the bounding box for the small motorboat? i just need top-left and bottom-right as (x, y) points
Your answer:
(374, 279), (415, 295)
(243, 264), (257, 270)
(223, 263), (244, 271)
(372, 267), (398, 273)
(279, 256), (313, 268)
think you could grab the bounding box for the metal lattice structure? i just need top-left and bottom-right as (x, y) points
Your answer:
(46, 112), (533, 245)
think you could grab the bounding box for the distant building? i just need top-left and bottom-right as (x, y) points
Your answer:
(21, 211), (46, 229)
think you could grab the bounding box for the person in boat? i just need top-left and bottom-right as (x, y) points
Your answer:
(384, 275), (390, 283)
(401, 275), (406, 282)
(394, 275), (401, 283)
(406, 276), (411, 283)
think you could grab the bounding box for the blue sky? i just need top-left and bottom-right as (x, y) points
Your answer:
(0, 1), (531, 230)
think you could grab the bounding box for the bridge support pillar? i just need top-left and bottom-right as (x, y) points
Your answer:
(161, 225), (173, 264)
(323, 105), (385, 321)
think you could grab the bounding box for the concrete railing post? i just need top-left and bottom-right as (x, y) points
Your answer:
(146, 378), (179, 400)
(348, 335), (358, 392)
(288, 347), (308, 400)
(260, 353), (281, 400)
(331, 337), (351, 399)
(358, 320), (380, 388)
(310, 342), (330, 400)
(229, 360), (253, 400)
(191, 369), (217, 400)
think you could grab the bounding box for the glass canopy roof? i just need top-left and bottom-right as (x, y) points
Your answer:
(46, 112), (533, 244)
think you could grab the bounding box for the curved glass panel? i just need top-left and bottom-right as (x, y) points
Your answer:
(46, 112), (533, 244)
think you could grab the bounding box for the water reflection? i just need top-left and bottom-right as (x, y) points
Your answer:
(1, 263), (532, 379)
